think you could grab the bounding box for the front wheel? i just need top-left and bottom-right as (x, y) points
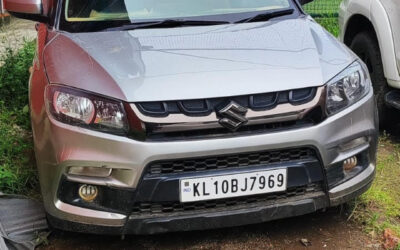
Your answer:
(350, 31), (390, 127)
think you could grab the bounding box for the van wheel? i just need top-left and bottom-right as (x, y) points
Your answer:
(350, 31), (390, 127)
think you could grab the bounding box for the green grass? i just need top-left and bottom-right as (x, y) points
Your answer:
(0, 40), (38, 195)
(0, 106), (37, 195)
(0, 40), (36, 112)
(303, 0), (341, 17)
(314, 17), (339, 37)
(303, 0), (340, 37)
(351, 135), (400, 241)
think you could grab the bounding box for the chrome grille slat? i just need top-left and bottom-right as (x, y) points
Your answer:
(137, 87), (318, 117)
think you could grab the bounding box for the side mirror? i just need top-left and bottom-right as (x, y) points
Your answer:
(299, 0), (313, 5)
(4, 0), (50, 23)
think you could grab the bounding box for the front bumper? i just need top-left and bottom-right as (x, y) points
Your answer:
(47, 163), (374, 234)
(34, 90), (378, 234)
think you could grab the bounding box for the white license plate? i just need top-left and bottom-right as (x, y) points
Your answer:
(179, 169), (287, 203)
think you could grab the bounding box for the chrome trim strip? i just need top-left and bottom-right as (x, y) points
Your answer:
(131, 105), (218, 124)
(331, 143), (370, 165)
(66, 175), (132, 188)
(130, 86), (324, 133)
(55, 200), (126, 226)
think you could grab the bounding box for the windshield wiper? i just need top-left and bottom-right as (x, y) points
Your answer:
(235, 8), (295, 23)
(104, 19), (230, 31)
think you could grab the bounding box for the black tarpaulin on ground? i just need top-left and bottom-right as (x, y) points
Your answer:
(0, 194), (49, 250)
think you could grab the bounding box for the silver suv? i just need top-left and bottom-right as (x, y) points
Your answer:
(6, 0), (377, 234)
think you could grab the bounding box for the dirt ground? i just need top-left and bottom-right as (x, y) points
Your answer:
(39, 207), (382, 250)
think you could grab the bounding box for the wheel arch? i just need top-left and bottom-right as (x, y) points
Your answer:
(343, 15), (376, 48)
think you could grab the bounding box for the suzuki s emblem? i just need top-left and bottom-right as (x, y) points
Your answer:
(218, 101), (248, 131)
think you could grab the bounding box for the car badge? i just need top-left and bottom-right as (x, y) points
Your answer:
(217, 101), (248, 131)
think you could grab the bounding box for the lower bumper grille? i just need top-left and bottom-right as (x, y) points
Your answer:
(148, 147), (317, 175)
(131, 183), (323, 215)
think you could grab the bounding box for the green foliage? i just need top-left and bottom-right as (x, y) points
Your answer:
(0, 106), (37, 194)
(0, 41), (38, 195)
(303, 0), (341, 17)
(303, 0), (340, 38)
(0, 40), (35, 127)
(314, 17), (339, 37)
(351, 135), (400, 239)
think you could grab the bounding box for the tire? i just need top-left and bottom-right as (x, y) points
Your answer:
(350, 31), (390, 127)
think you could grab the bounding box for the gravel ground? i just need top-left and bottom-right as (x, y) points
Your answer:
(0, 18), (36, 57)
(40, 207), (382, 250)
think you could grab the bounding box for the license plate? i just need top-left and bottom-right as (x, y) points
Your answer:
(179, 169), (287, 203)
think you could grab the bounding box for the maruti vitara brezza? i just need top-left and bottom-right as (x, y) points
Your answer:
(5, 0), (378, 234)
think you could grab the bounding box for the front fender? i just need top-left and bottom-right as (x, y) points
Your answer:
(339, 0), (371, 42)
(370, 0), (400, 86)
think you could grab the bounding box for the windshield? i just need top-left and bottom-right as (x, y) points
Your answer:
(65, 0), (291, 22)
(60, 0), (297, 32)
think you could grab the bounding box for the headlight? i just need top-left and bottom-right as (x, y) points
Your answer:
(326, 61), (371, 115)
(46, 85), (129, 135)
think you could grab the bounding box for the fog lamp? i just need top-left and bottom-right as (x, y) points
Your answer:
(78, 184), (98, 202)
(343, 156), (358, 171)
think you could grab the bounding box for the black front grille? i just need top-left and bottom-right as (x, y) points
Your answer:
(131, 183), (323, 215)
(137, 87), (317, 117)
(135, 87), (324, 142)
(148, 147), (317, 175)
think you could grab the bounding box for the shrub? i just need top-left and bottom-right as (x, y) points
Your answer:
(0, 40), (38, 195)
(0, 40), (35, 127)
(0, 106), (37, 194)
